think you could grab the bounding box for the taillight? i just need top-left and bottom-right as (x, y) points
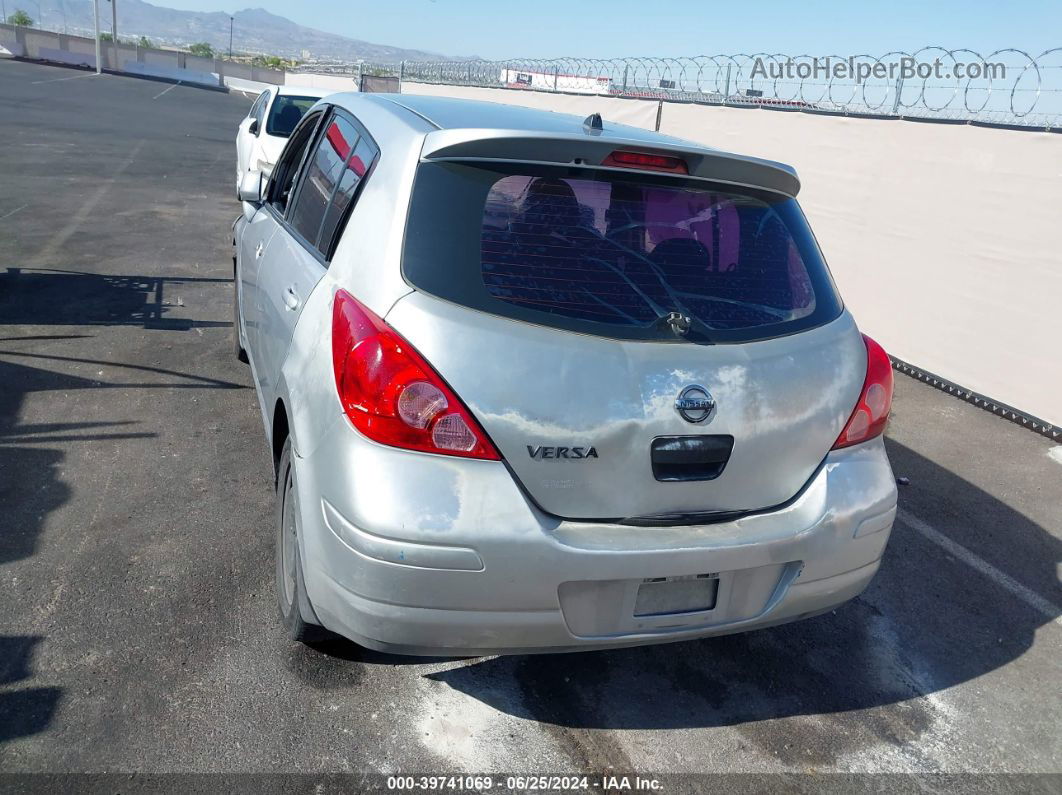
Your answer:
(601, 150), (689, 174)
(833, 334), (894, 449)
(331, 290), (501, 460)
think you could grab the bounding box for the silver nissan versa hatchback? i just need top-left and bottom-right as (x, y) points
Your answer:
(232, 93), (897, 655)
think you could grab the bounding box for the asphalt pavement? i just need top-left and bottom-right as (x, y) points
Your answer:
(0, 58), (1059, 789)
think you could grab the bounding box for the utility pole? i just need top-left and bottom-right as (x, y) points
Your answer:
(228, 16), (233, 59)
(110, 0), (118, 71)
(92, 0), (101, 74)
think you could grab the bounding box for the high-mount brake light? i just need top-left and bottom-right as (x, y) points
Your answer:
(331, 290), (501, 460)
(833, 335), (894, 449)
(602, 150), (689, 174)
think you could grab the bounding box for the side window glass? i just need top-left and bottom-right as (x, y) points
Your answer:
(318, 135), (377, 257)
(270, 111), (322, 215)
(255, 92), (270, 127)
(287, 116), (360, 250)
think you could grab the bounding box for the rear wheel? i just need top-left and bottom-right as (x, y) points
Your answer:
(275, 437), (328, 644)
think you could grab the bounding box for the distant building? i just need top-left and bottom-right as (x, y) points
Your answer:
(500, 68), (610, 94)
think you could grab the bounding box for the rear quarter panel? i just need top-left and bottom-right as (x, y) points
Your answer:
(273, 98), (432, 459)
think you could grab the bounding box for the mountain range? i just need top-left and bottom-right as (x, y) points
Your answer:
(21, 0), (461, 62)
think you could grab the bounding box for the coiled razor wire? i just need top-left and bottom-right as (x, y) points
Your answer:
(297, 48), (1062, 129)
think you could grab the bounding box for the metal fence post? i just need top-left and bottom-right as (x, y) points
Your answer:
(622, 63), (629, 93)
(723, 63), (732, 103)
(111, 0), (118, 71)
(891, 74), (904, 115)
(399, 59), (405, 85)
(553, 66), (559, 91)
(92, 0), (101, 74)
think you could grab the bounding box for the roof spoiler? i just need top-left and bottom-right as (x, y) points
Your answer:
(420, 128), (801, 197)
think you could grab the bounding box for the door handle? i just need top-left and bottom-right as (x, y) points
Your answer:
(283, 285), (300, 310)
(255, 241), (264, 259)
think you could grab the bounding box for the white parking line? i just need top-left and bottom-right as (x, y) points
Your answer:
(153, 81), (182, 100)
(1049, 446), (1062, 466)
(0, 204), (27, 221)
(33, 141), (144, 264)
(31, 72), (95, 85)
(897, 508), (1062, 626)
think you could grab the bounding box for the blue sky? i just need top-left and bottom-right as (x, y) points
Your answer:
(156, 0), (1060, 59)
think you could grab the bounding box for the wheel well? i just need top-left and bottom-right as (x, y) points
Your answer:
(272, 399), (289, 479)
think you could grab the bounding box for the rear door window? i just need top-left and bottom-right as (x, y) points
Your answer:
(403, 164), (842, 343)
(287, 115), (360, 250)
(318, 135), (377, 257)
(283, 112), (378, 260)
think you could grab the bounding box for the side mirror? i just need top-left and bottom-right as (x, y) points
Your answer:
(249, 118), (260, 135)
(238, 171), (265, 216)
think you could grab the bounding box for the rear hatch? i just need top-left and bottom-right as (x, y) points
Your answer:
(387, 133), (865, 521)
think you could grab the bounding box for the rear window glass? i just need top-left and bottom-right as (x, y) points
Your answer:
(403, 163), (843, 343)
(267, 95), (318, 137)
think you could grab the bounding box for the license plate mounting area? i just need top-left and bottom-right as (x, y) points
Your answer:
(633, 573), (719, 617)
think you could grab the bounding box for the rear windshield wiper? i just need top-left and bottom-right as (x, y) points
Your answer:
(581, 255), (713, 341)
(671, 288), (792, 321)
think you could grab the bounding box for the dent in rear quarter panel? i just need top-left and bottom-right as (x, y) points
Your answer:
(276, 270), (343, 461)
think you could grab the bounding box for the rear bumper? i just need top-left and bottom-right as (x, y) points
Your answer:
(313, 558), (881, 656)
(295, 421), (897, 656)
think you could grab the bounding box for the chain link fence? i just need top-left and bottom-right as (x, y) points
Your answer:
(7, 21), (1060, 127)
(349, 48), (1062, 129)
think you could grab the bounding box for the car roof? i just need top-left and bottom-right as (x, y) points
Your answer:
(345, 93), (695, 146)
(275, 84), (332, 99)
(319, 93), (799, 195)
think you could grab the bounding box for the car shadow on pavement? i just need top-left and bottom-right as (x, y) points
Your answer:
(302, 637), (459, 668)
(0, 636), (62, 744)
(0, 300), (248, 740)
(0, 267), (232, 330)
(0, 352), (246, 566)
(0, 261), (248, 565)
(421, 439), (1059, 757)
(0, 357), (104, 567)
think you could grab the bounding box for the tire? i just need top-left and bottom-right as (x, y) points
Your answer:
(275, 437), (329, 644)
(232, 271), (248, 363)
